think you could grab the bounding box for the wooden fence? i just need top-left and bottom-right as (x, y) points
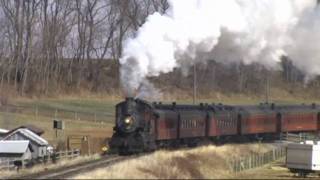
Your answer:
(0, 159), (30, 171)
(54, 149), (81, 160)
(0, 149), (80, 171)
(281, 133), (319, 143)
(228, 147), (286, 173)
(0, 104), (114, 124)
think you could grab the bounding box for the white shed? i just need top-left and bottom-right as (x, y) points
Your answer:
(0, 140), (32, 163)
(286, 142), (320, 177)
(2, 128), (49, 160)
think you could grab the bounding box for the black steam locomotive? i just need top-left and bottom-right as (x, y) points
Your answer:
(109, 98), (320, 155)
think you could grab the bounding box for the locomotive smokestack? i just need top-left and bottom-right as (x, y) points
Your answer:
(125, 97), (135, 114)
(125, 97), (134, 101)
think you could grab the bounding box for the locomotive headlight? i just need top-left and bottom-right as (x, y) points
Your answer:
(123, 116), (134, 127)
(124, 117), (132, 124)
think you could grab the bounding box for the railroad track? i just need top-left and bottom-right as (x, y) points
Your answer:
(11, 155), (134, 179)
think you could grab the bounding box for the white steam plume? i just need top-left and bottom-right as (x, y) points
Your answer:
(120, 0), (319, 98)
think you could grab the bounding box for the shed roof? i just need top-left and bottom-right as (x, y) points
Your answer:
(0, 140), (30, 154)
(3, 128), (48, 146)
(7, 125), (44, 136)
(0, 128), (8, 134)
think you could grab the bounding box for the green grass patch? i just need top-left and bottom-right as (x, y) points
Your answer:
(16, 99), (120, 114)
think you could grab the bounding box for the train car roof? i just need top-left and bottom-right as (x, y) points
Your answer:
(118, 98), (320, 113)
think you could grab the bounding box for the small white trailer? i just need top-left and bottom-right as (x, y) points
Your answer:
(286, 141), (320, 177)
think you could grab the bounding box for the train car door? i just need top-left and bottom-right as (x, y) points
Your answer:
(237, 114), (242, 135)
(317, 112), (320, 131)
(276, 113), (282, 133)
(205, 112), (210, 137)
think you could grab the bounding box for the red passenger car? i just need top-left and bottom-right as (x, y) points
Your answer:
(155, 110), (178, 140)
(279, 105), (320, 132)
(179, 110), (207, 138)
(238, 106), (277, 135)
(208, 106), (238, 137)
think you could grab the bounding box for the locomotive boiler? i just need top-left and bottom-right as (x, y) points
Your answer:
(109, 98), (320, 155)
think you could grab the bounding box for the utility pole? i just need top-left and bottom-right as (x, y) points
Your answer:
(193, 64), (197, 105)
(265, 71), (270, 103)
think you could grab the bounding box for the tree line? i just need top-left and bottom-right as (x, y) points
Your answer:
(0, 0), (168, 95)
(0, 0), (319, 99)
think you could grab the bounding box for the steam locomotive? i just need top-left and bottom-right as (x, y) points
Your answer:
(109, 97), (320, 154)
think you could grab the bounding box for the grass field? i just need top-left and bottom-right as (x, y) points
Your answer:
(0, 154), (101, 178)
(72, 143), (277, 179)
(0, 97), (120, 152)
(14, 98), (120, 115)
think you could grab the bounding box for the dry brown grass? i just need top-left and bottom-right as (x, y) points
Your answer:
(0, 154), (100, 178)
(73, 143), (276, 179)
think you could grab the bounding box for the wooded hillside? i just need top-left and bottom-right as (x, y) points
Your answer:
(0, 0), (319, 99)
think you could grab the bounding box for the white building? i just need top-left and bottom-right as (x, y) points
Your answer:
(0, 140), (32, 164)
(2, 128), (49, 160)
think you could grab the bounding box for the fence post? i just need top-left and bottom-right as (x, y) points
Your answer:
(273, 149), (275, 160)
(55, 109), (58, 118)
(35, 106), (38, 120)
(234, 159), (240, 172)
